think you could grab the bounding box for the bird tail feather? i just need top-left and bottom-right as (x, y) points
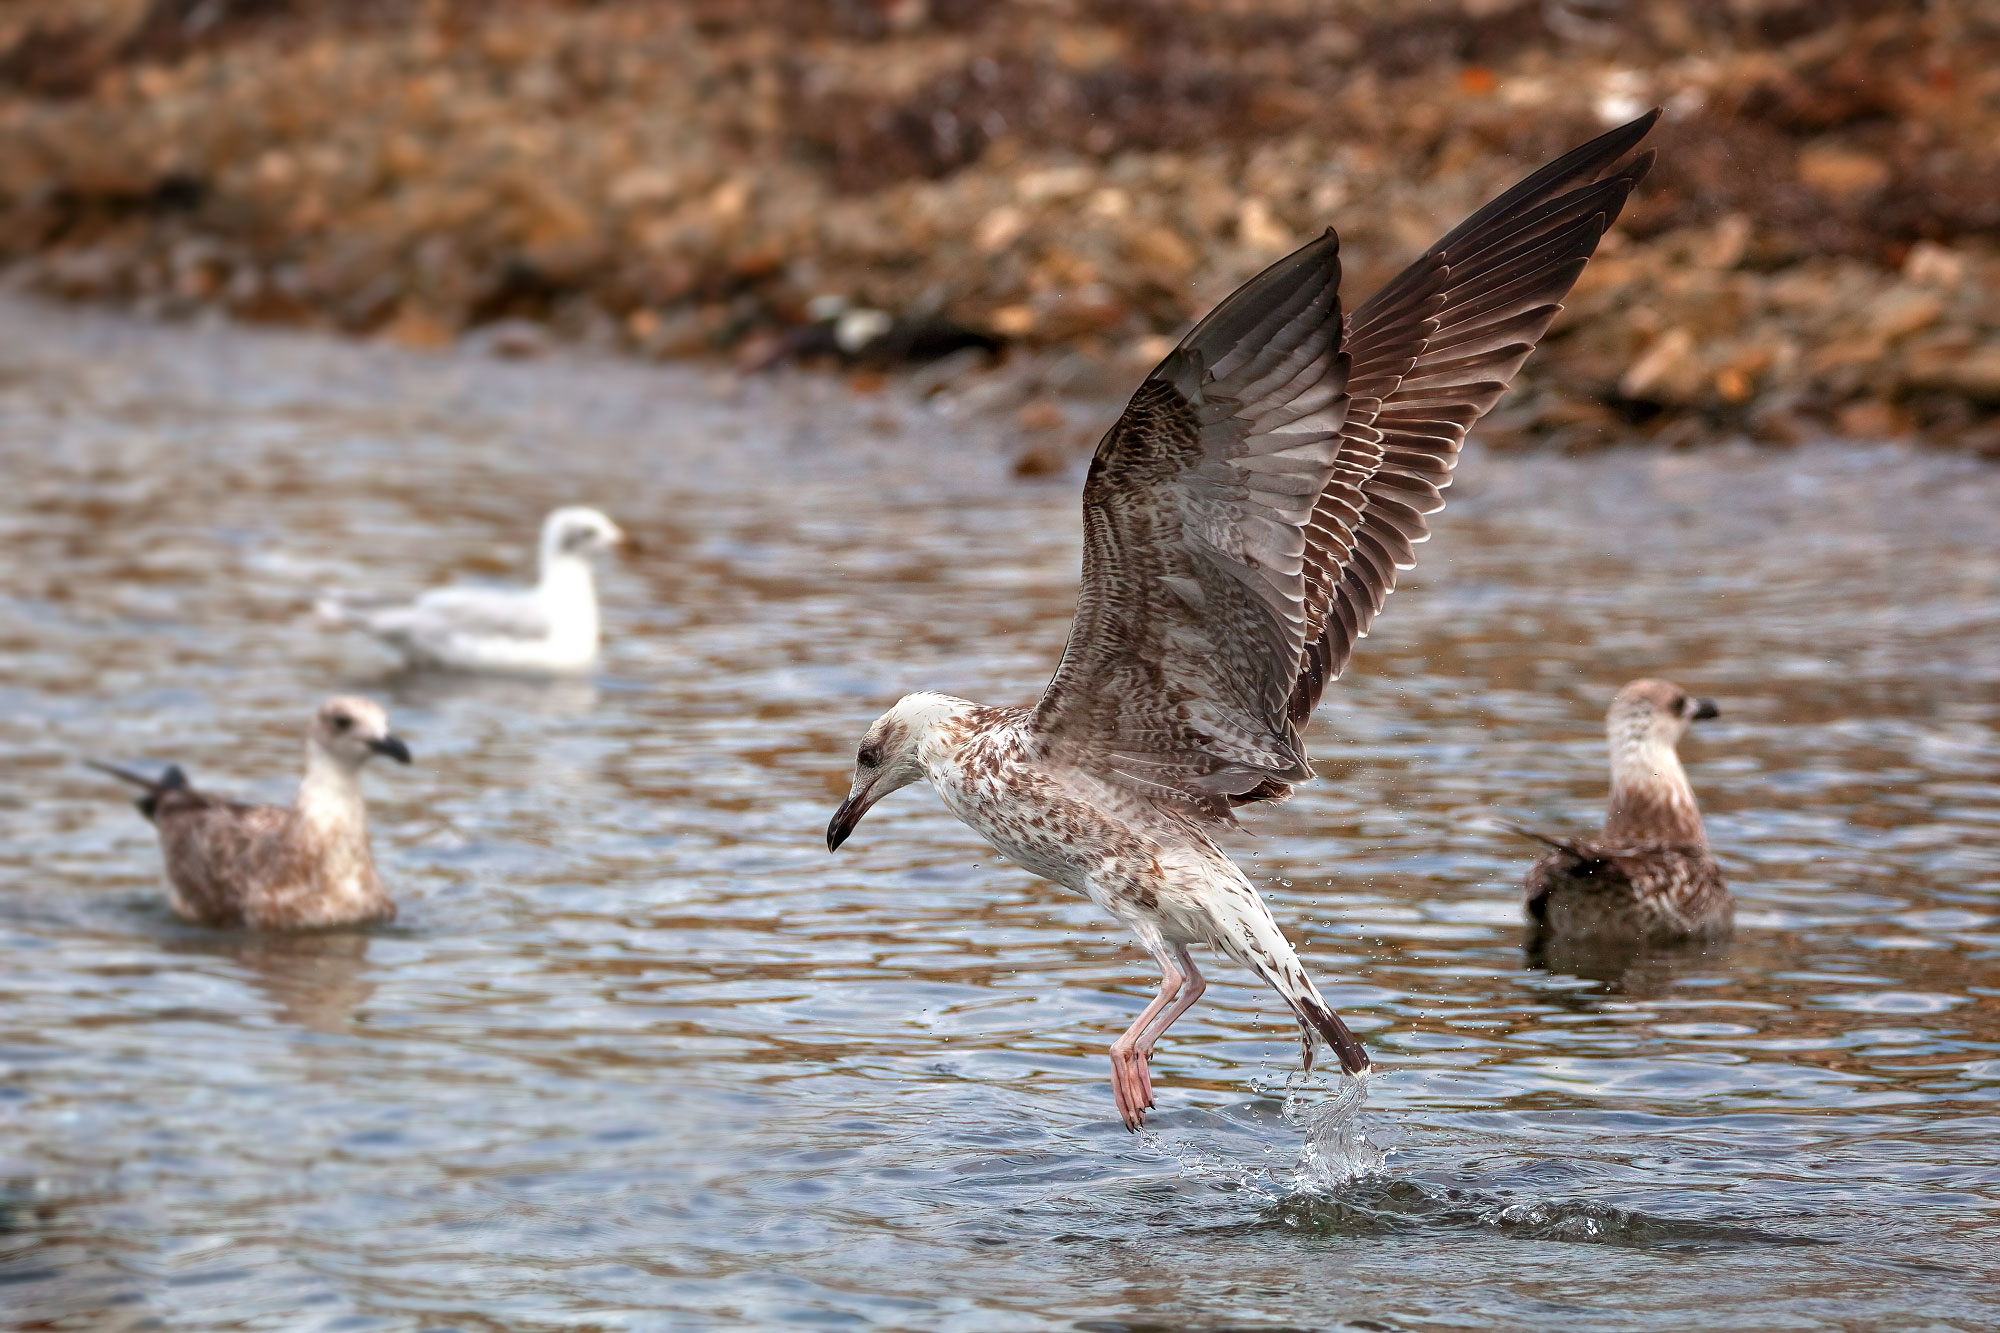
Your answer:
(86, 759), (188, 821)
(87, 759), (168, 790)
(1499, 820), (1570, 851)
(1211, 886), (1372, 1076)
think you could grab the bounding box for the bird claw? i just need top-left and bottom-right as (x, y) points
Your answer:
(1111, 1046), (1155, 1131)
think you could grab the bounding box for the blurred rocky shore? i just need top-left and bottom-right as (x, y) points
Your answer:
(1, 0), (1996, 454)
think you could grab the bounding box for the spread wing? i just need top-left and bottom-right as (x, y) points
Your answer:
(1029, 232), (1353, 812)
(1279, 112), (1660, 767)
(1026, 112), (1658, 817)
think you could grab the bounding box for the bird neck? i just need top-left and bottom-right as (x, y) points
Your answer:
(298, 745), (371, 841)
(536, 554), (601, 625)
(1604, 734), (1705, 846)
(888, 694), (1006, 781)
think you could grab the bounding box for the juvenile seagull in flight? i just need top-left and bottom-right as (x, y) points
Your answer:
(1517, 678), (1730, 941)
(319, 506), (627, 675)
(90, 696), (412, 930)
(829, 112), (1660, 1129)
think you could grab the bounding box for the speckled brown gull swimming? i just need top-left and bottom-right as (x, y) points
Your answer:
(90, 696), (412, 931)
(318, 507), (627, 675)
(828, 112), (1660, 1130)
(1517, 678), (1731, 942)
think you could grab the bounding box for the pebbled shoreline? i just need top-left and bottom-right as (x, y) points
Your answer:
(1, 0), (1995, 454)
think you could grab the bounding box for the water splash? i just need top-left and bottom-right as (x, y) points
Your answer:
(1137, 1062), (1384, 1199)
(1135, 1120), (1291, 1204)
(1278, 1064), (1384, 1192)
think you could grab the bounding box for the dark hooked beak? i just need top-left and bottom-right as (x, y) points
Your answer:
(1691, 699), (1720, 721)
(826, 787), (873, 852)
(369, 734), (413, 765)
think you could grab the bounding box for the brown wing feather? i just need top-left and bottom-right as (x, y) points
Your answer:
(155, 796), (304, 923)
(1240, 112), (1660, 807)
(1030, 232), (1353, 814)
(1524, 832), (1729, 937)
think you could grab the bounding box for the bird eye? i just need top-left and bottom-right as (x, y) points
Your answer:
(858, 746), (880, 767)
(331, 713), (353, 732)
(1674, 693), (1691, 714)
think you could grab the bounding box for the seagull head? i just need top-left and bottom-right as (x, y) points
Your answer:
(541, 506), (630, 565)
(310, 696), (413, 771)
(1610, 678), (1718, 755)
(827, 692), (974, 852)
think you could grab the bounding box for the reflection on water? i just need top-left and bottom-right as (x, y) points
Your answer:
(157, 930), (381, 1036)
(1524, 929), (1736, 997)
(0, 298), (1996, 1330)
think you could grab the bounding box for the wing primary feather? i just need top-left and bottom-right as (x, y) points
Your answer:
(1245, 112), (1658, 795)
(1425, 112), (1659, 258)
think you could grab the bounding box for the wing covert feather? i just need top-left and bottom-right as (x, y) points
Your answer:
(401, 587), (553, 642)
(1030, 232), (1352, 812)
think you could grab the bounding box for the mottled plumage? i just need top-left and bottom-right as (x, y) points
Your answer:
(830, 113), (1659, 1129)
(91, 697), (411, 930)
(1521, 678), (1731, 941)
(319, 506), (626, 674)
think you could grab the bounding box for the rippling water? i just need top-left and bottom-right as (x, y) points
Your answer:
(2, 300), (1997, 1331)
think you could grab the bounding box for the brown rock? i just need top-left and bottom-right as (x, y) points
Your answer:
(990, 304), (1036, 338)
(642, 307), (717, 359)
(384, 306), (456, 349)
(1868, 288), (1945, 344)
(1796, 144), (1890, 201)
(1698, 215), (1752, 270)
(975, 205), (1028, 254)
(1836, 399), (1903, 439)
(1125, 225), (1196, 278)
(1907, 342), (2000, 403)
(1036, 284), (1125, 340)
(626, 307), (662, 342)
(1514, 393), (1603, 430)
(1017, 399), (1064, 432)
(1012, 440), (1069, 477)
(1902, 242), (1969, 289)
(1235, 198), (1294, 255)
(1620, 327), (1701, 403)
(1749, 407), (1808, 445)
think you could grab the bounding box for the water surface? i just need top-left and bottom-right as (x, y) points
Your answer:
(2, 301), (1996, 1331)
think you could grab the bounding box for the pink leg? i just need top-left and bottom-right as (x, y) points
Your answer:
(1137, 946), (1206, 1057)
(1123, 947), (1208, 1128)
(1108, 950), (1185, 1131)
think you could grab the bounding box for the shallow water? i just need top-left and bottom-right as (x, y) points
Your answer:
(1, 300), (1997, 1332)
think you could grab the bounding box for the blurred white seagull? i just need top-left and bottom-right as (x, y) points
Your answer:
(318, 506), (627, 674)
(90, 696), (411, 930)
(828, 112), (1660, 1129)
